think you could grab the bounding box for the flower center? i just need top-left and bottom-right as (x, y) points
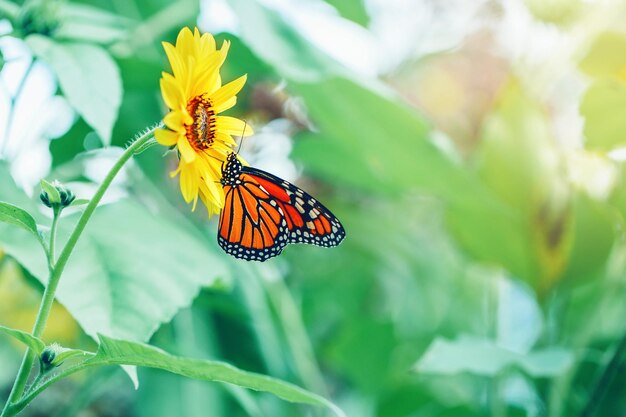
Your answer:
(186, 96), (216, 151)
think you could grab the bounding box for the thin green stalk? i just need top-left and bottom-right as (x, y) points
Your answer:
(10, 363), (92, 416)
(0, 128), (157, 417)
(579, 329), (626, 417)
(48, 208), (60, 270)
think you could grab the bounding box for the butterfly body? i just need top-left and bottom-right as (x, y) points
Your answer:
(218, 153), (345, 261)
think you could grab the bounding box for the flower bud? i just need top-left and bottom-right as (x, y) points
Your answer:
(40, 343), (62, 371)
(40, 180), (75, 210)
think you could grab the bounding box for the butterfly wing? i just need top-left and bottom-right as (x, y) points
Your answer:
(218, 172), (288, 261)
(218, 166), (345, 261)
(242, 167), (345, 248)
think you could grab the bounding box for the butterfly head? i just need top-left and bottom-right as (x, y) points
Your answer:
(220, 152), (243, 186)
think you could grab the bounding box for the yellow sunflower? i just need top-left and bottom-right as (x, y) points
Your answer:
(155, 27), (252, 216)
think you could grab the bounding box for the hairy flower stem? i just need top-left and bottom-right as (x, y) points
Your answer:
(48, 208), (60, 269)
(0, 128), (157, 417)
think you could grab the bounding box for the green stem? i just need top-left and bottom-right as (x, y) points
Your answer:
(0, 128), (157, 417)
(10, 364), (92, 416)
(48, 208), (60, 270)
(26, 371), (44, 397)
(579, 329), (626, 417)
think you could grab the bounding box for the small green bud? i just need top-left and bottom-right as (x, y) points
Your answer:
(40, 180), (75, 210)
(40, 343), (62, 371)
(40, 343), (92, 371)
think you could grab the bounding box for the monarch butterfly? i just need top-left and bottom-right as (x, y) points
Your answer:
(218, 152), (345, 261)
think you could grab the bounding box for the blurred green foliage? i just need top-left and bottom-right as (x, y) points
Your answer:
(2, 0), (626, 417)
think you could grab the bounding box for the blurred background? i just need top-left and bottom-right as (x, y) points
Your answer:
(2, 0), (626, 416)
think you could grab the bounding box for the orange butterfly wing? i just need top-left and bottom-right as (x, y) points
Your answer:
(218, 153), (345, 261)
(218, 173), (287, 261)
(249, 171), (344, 248)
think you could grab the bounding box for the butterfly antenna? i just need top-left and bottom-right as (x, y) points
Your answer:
(236, 120), (248, 154)
(204, 152), (223, 163)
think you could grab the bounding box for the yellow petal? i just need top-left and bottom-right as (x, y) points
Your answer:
(192, 43), (230, 96)
(170, 165), (181, 178)
(176, 27), (195, 59)
(209, 74), (247, 107)
(199, 190), (221, 218)
(199, 176), (223, 209)
(213, 97), (236, 114)
(155, 128), (180, 146)
(177, 136), (196, 163)
(212, 142), (236, 158)
(191, 52), (224, 97)
(191, 193), (199, 211)
(198, 32), (216, 56)
(194, 49), (223, 73)
(163, 110), (185, 132)
(176, 56), (194, 101)
(182, 110), (193, 126)
(215, 132), (238, 147)
(215, 116), (254, 136)
(179, 162), (198, 203)
(160, 73), (185, 110)
(162, 42), (185, 80)
(191, 75), (219, 100)
(199, 151), (224, 176)
(219, 40), (231, 61)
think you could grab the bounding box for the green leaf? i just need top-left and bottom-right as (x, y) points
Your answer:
(292, 77), (457, 197)
(86, 335), (345, 417)
(55, 3), (132, 44)
(0, 325), (46, 354)
(324, 0), (369, 26)
(0, 202), (39, 237)
(415, 336), (574, 377)
(0, 200), (230, 343)
(292, 78), (538, 286)
(54, 347), (94, 364)
(26, 35), (122, 145)
(229, 0), (339, 81)
(69, 199), (90, 207)
(580, 80), (626, 150)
